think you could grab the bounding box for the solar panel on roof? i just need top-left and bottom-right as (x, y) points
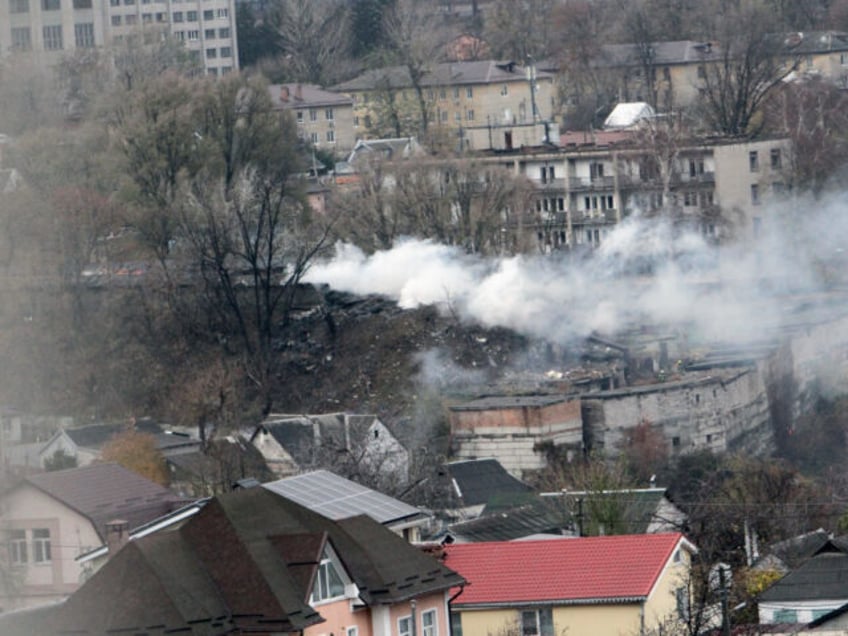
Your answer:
(263, 470), (421, 523)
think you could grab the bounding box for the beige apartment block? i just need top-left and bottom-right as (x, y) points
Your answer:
(0, 0), (238, 76)
(331, 59), (555, 142)
(269, 83), (356, 155)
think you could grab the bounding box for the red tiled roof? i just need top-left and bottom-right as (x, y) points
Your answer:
(445, 533), (686, 606)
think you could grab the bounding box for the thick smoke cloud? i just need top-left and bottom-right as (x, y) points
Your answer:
(306, 196), (848, 347)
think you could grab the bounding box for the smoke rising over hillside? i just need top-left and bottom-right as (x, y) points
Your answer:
(307, 197), (848, 346)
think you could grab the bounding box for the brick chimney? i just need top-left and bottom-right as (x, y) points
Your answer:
(280, 85), (290, 102)
(295, 83), (303, 101)
(105, 519), (129, 558)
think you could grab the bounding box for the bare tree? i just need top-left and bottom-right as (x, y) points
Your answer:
(764, 78), (848, 199)
(267, 0), (355, 85)
(382, 0), (450, 137)
(695, 1), (796, 136)
(484, 0), (556, 62)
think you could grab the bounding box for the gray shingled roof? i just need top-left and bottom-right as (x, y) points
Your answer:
(598, 40), (722, 68)
(25, 463), (184, 540)
(269, 83), (353, 109)
(759, 550), (848, 603)
(332, 60), (553, 92)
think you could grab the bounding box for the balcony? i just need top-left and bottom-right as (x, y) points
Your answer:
(535, 177), (566, 191)
(571, 209), (618, 225)
(568, 176), (616, 191)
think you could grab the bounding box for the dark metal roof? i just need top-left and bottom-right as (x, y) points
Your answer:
(446, 458), (532, 507)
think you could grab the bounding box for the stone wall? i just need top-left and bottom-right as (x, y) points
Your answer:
(583, 368), (772, 457)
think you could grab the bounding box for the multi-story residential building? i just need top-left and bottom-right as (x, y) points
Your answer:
(0, 0), (238, 76)
(269, 83), (356, 154)
(480, 130), (789, 249)
(331, 59), (556, 144)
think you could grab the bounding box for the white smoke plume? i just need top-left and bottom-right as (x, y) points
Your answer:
(306, 196), (848, 347)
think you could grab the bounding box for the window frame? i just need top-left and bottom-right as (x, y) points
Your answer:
(422, 608), (437, 636)
(32, 528), (51, 564)
(398, 615), (412, 636)
(8, 529), (27, 565)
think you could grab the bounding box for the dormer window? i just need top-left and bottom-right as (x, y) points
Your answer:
(313, 556), (344, 602)
(311, 545), (349, 604)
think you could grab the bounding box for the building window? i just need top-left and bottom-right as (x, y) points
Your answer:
(750, 183), (760, 205)
(218, 27), (229, 38)
(73, 0), (91, 6)
(770, 148), (782, 169)
(422, 609), (437, 636)
(41, 0), (59, 9)
(206, 47), (216, 58)
(142, 13), (152, 23)
(455, 111), (462, 122)
(310, 132), (319, 144)
(326, 130), (335, 142)
(440, 110), (448, 122)
(309, 109), (317, 122)
(466, 86), (473, 98)
(125, 13), (136, 24)
(774, 609), (798, 623)
(676, 587), (690, 620)
(11, 27), (31, 50)
(9, 0), (28, 13)
(204, 28), (215, 38)
(325, 108), (334, 121)
(174, 30), (184, 40)
(312, 555), (345, 602)
(749, 150), (759, 172)
(466, 109), (474, 121)
(74, 22), (95, 48)
(521, 608), (553, 636)
(187, 29), (199, 40)
(172, 11), (183, 21)
(203, 9), (213, 19)
(33, 529), (51, 563)
(452, 86), (460, 99)
(697, 65), (706, 79)
(43, 25), (63, 50)
(398, 616), (412, 636)
(186, 9), (196, 20)
(216, 7), (227, 17)
(500, 84), (509, 96)
(439, 88), (446, 100)
(296, 111), (303, 123)
(8, 530), (27, 565)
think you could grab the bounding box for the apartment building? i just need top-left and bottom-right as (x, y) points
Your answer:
(269, 83), (356, 154)
(481, 130), (789, 249)
(331, 59), (555, 142)
(0, 0), (238, 76)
